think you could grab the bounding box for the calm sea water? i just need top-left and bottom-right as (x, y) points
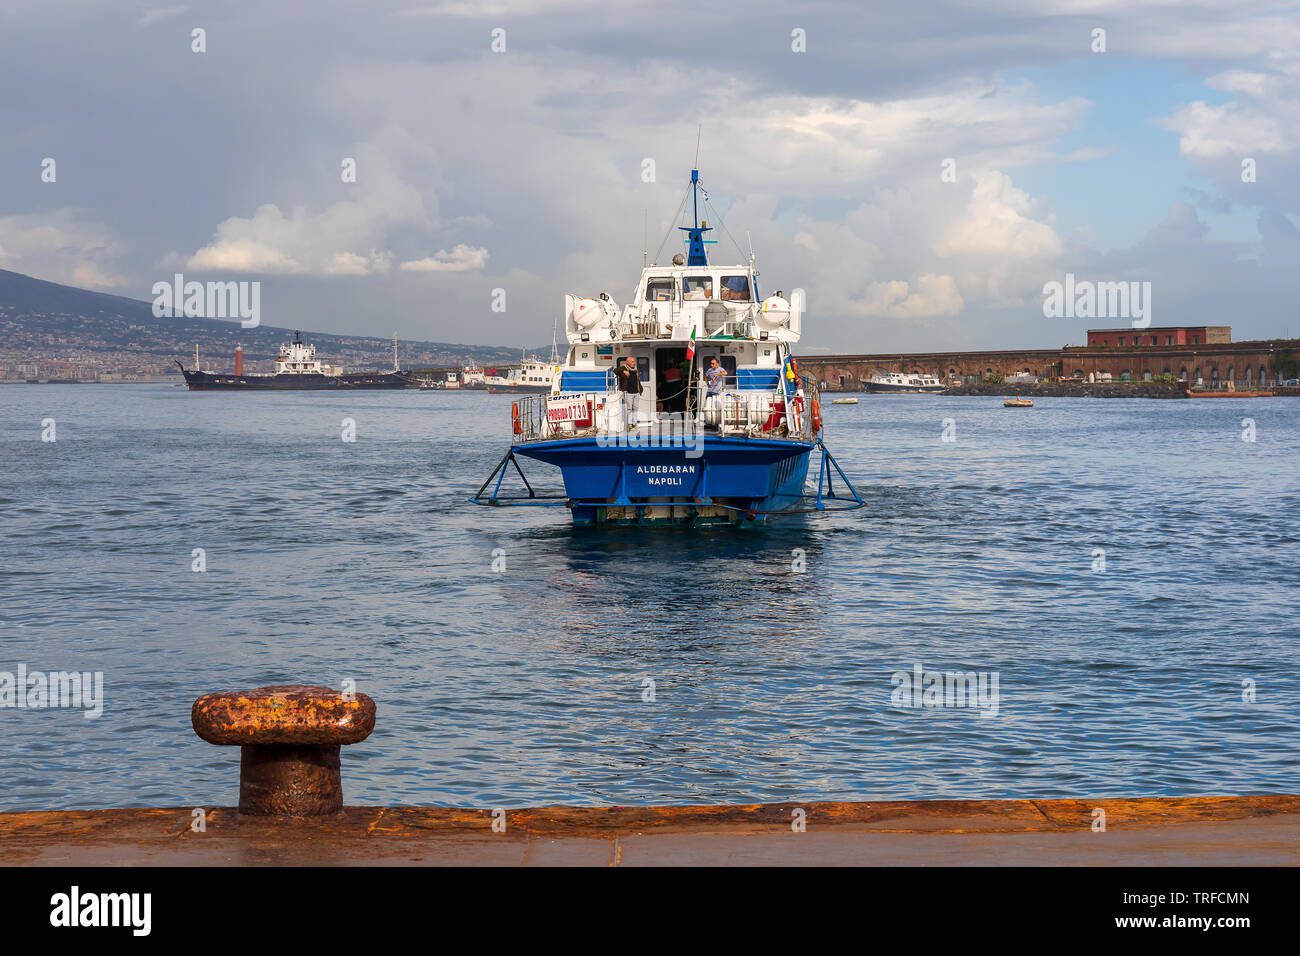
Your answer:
(2, 384), (1298, 811)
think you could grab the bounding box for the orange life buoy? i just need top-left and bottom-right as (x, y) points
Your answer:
(512, 402), (522, 435)
(812, 399), (822, 432)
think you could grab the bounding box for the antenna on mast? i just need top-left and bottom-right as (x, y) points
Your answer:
(694, 125), (701, 168)
(643, 209), (647, 267)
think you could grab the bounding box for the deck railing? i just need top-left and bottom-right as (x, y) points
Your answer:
(617, 300), (759, 341)
(511, 372), (822, 445)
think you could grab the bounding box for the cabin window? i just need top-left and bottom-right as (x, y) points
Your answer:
(645, 278), (675, 302)
(682, 276), (714, 300)
(720, 275), (751, 301)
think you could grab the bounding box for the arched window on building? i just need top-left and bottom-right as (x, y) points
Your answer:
(1226, 365), (1235, 383)
(1194, 366), (1202, 383)
(1120, 369), (1132, 382)
(1073, 369), (1085, 378)
(1178, 367), (1187, 381)
(1243, 366), (1253, 385)
(1142, 370), (1153, 381)
(1260, 364), (1269, 384)
(1210, 366), (1220, 384)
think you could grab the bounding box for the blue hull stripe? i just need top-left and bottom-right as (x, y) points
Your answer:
(514, 436), (812, 509)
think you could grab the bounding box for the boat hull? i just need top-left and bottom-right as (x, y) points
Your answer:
(180, 369), (414, 390)
(513, 435), (813, 525)
(486, 385), (551, 394)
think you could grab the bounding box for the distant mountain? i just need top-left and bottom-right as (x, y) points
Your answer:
(0, 268), (526, 371)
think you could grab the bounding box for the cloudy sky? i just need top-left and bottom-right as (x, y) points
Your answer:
(2, 0), (1297, 352)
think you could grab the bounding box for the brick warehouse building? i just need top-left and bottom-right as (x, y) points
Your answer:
(797, 327), (1298, 390)
(1086, 326), (1230, 348)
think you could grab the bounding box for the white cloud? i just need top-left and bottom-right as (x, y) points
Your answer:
(181, 138), (436, 277)
(136, 6), (187, 28)
(0, 210), (126, 288)
(936, 171), (1062, 260)
(859, 274), (965, 319)
(400, 244), (488, 273)
(1163, 59), (1299, 159)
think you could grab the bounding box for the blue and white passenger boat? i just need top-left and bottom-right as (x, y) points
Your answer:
(472, 165), (861, 525)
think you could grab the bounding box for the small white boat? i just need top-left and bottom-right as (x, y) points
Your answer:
(866, 371), (945, 393)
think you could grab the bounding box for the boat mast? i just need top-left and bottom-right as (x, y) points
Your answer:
(392, 331), (399, 372)
(678, 129), (711, 267)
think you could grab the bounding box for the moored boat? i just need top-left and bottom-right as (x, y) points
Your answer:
(485, 355), (560, 394)
(866, 370), (945, 393)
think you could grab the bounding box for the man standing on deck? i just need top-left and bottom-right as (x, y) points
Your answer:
(615, 355), (643, 430)
(704, 356), (726, 427)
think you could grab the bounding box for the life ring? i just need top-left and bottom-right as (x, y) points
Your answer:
(811, 399), (822, 432)
(512, 402), (522, 435)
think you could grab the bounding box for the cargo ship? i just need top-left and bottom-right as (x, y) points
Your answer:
(177, 331), (414, 390)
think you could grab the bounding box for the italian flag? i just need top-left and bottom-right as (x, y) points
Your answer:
(685, 326), (696, 361)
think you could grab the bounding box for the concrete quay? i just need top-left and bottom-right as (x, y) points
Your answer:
(3, 795), (1297, 866)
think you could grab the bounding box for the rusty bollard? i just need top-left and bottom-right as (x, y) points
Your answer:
(191, 685), (376, 817)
